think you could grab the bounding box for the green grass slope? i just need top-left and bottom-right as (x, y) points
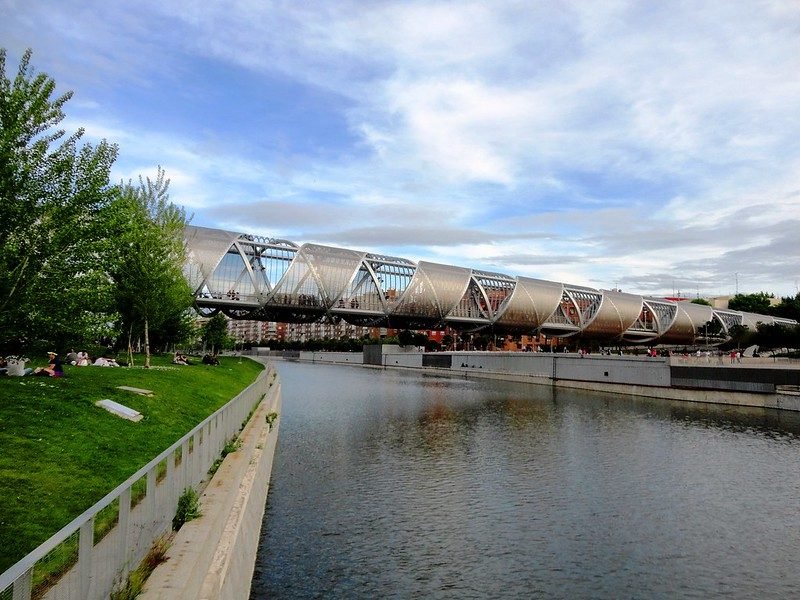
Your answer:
(0, 354), (264, 573)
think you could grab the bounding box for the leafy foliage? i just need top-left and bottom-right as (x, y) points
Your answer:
(202, 313), (232, 355)
(728, 292), (774, 314)
(397, 329), (415, 347)
(1, 48), (196, 357)
(0, 48), (119, 353)
(110, 535), (170, 600)
(265, 411), (278, 431)
(754, 322), (800, 352)
(110, 168), (192, 366)
(725, 324), (754, 348)
(769, 293), (800, 322)
(172, 487), (201, 531)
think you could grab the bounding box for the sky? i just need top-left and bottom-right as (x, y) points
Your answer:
(2, 0), (800, 299)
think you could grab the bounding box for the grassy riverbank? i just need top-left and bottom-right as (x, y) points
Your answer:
(0, 355), (264, 573)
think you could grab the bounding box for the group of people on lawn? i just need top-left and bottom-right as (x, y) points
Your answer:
(0, 349), (120, 377)
(173, 351), (220, 366)
(0, 351), (65, 377)
(2, 348), (220, 377)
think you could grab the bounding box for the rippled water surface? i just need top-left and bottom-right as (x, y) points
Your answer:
(250, 361), (800, 599)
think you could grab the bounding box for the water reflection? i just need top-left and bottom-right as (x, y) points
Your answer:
(251, 361), (800, 599)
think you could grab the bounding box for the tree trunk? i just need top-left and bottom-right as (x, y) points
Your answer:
(127, 323), (135, 367)
(144, 317), (151, 368)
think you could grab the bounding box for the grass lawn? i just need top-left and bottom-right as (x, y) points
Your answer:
(0, 354), (264, 573)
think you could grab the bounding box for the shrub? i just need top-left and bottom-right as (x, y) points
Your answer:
(110, 535), (170, 600)
(172, 488), (201, 531)
(265, 412), (278, 431)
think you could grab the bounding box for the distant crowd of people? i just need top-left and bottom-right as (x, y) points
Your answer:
(1, 348), (223, 377)
(172, 351), (220, 366)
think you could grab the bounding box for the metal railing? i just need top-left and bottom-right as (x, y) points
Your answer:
(0, 363), (276, 600)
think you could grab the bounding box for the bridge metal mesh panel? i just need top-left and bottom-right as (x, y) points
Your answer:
(582, 291), (642, 339)
(448, 280), (491, 322)
(370, 259), (416, 309)
(270, 251), (323, 308)
(473, 272), (516, 317)
(497, 277), (563, 330)
(206, 249), (257, 303)
(184, 226), (241, 292)
(391, 266), (440, 319)
(336, 265), (385, 313)
(418, 262), (472, 318)
(259, 244), (297, 294)
(300, 244), (365, 307)
(183, 225), (796, 343)
(741, 311), (773, 330)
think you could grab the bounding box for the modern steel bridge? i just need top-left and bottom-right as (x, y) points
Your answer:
(184, 225), (796, 345)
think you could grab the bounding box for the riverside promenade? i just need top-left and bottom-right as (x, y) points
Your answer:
(283, 347), (800, 413)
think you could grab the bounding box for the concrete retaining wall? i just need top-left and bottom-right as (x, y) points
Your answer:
(299, 351), (363, 365)
(140, 367), (281, 600)
(449, 352), (554, 377)
(438, 352), (671, 387)
(383, 351), (799, 412)
(383, 352), (423, 368)
(554, 356), (671, 387)
(290, 350), (800, 412)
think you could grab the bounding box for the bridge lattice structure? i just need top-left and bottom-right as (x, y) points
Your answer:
(184, 225), (796, 345)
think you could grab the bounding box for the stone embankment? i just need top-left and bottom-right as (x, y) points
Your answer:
(288, 347), (800, 412)
(140, 360), (281, 600)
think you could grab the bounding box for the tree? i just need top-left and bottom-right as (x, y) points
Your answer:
(110, 167), (192, 367)
(424, 338), (441, 352)
(700, 318), (723, 338)
(770, 293), (800, 322)
(412, 332), (429, 348)
(728, 292), (774, 314)
(691, 298), (712, 306)
(202, 313), (231, 355)
(725, 324), (754, 349)
(473, 335), (490, 350)
(148, 309), (199, 353)
(755, 323), (789, 354)
(397, 329), (414, 347)
(0, 48), (119, 352)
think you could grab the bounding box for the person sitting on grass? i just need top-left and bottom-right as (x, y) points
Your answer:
(33, 351), (64, 377)
(93, 354), (120, 367)
(173, 352), (192, 365)
(202, 353), (219, 365)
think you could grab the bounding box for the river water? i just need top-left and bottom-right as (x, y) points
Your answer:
(250, 360), (800, 599)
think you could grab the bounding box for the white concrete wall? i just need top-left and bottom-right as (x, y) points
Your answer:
(439, 352), (671, 388)
(373, 352), (800, 412)
(554, 356), (671, 387)
(140, 368), (281, 600)
(449, 352), (554, 377)
(299, 351), (364, 364)
(382, 352), (424, 368)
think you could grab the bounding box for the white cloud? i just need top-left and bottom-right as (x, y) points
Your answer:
(6, 0), (800, 298)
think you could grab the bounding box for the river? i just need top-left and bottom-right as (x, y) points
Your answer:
(250, 360), (800, 599)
